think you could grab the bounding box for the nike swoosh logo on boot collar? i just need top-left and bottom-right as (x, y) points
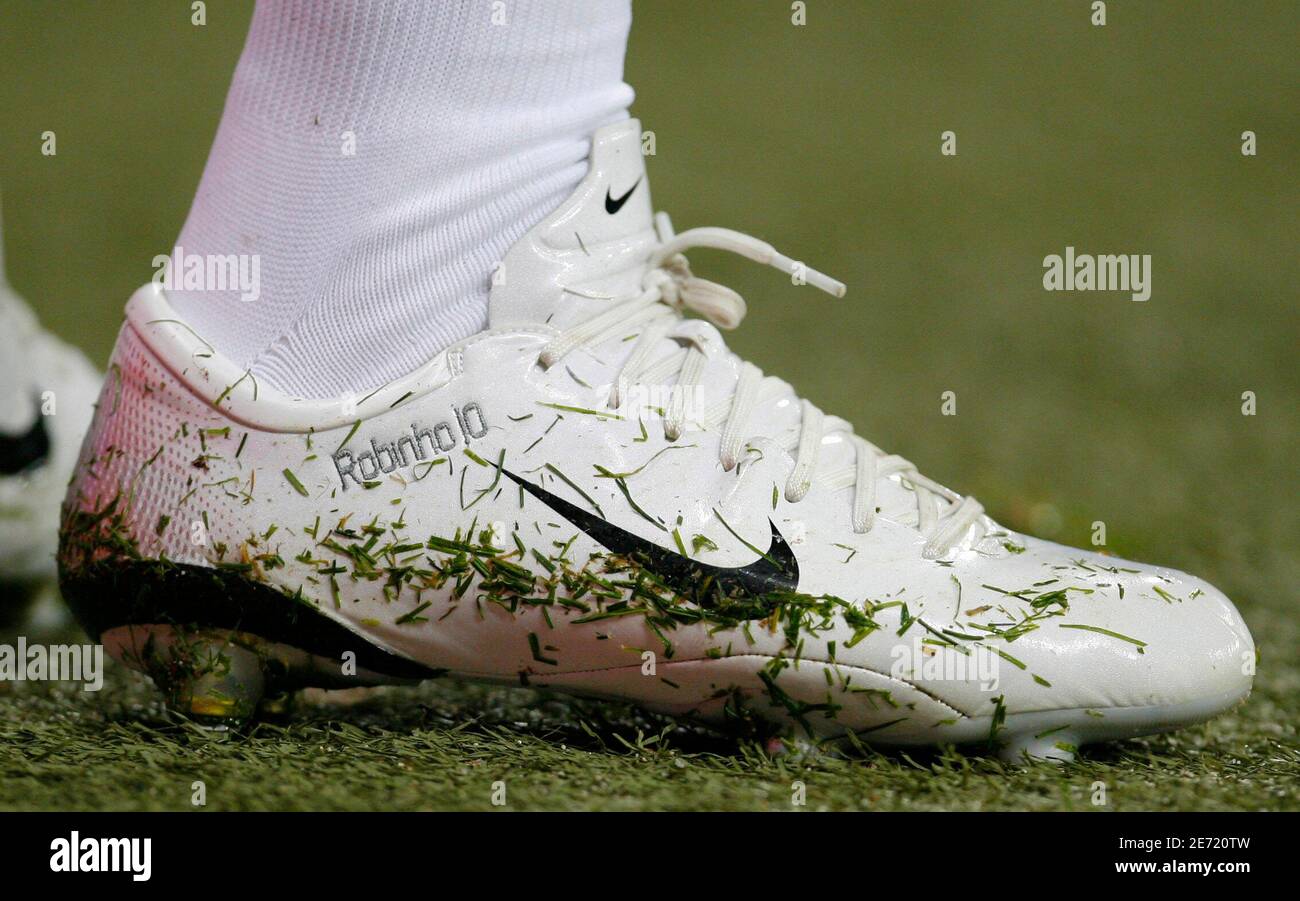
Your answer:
(501, 468), (800, 602)
(604, 177), (642, 215)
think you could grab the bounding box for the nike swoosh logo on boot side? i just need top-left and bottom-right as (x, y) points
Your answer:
(0, 410), (50, 475)
(604, 177), (642, 215)
(501, 468), (799, 602)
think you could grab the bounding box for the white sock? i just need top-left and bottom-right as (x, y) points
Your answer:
(170, 0), (633, 399)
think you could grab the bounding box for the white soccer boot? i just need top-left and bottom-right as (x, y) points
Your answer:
(0, 251), (101, 623)
(58, 120), (1253, 758)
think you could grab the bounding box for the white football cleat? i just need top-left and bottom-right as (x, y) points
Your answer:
(58, 120), (1253, 758)
(0, 241), (100, 622)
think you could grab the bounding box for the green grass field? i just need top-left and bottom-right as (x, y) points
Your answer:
(0, 0), (1296, 810)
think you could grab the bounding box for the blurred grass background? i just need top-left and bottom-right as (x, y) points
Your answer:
(0, 0), (1295, 810)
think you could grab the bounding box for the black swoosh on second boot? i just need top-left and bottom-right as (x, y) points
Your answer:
(0, 412), (50, 475)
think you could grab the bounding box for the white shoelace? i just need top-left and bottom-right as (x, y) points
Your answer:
(538, 213), (985, 559)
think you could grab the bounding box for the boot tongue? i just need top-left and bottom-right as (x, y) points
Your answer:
(489, 118), (656, 331)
